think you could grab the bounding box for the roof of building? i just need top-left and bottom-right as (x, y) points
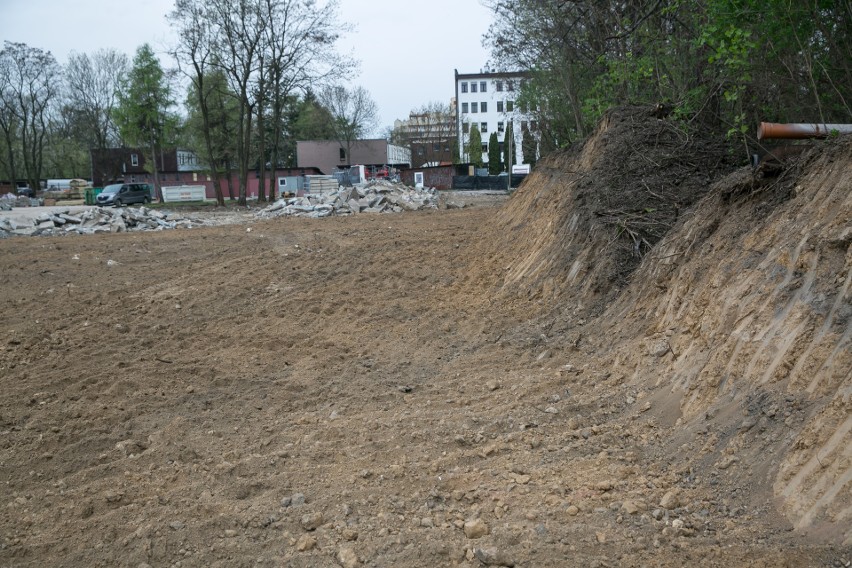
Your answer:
(454, 69), (531, 80)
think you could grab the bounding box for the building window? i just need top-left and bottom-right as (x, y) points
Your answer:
(480, 81), (487, 92)
(481, 122), (488, 133)
(521, 120), (528, 131)
(506, 100), (514, 112)
(461, 82), (468, 93)
(462, 102), (469, 113)
(481, 102), (487, 112)
(471, 82), (478, 93)
(471, 102), (478, 113)
(496, 101), (503, 113)
(531, 120), (538, 131)
(481, 143), (488, 153)
(130, 153), (139, 167)
(192, 172), (198, 181)
(507, 80), (514, 92)
(498, 121), (504, 133)
(462, 122), (470, 134)
(339, 148), (346, 161)
(496, 80), (503, 92)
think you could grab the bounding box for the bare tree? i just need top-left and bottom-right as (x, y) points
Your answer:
(63, 49), (128, 151)
(208, 0), (267, 206)
(0, 42), (61, 192)
(187, 0), (351, 205)
(170, 0), (228, 205)
(319, 85), (378, 167)
(392, 101), (455, 167)
(260, 0), (348, 200)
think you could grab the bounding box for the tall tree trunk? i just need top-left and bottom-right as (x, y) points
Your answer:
(256, 71), (267, 203)
(237, 102), (253, 206)
(257, 101), (267, 202)
(149, 133), (163, 202)
(225, 164), (234, 200)
(0, 125), (18, 190)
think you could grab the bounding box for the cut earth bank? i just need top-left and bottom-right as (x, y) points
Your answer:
(0, 106), (849, 567)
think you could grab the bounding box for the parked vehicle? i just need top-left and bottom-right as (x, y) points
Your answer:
(96, 183), (152, 206)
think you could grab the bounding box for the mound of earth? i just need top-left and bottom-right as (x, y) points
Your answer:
(490, 105), (737, 316)
(0, 108), (849, 567)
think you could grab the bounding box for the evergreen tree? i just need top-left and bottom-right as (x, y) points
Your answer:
(522, 124), (537, 169)
(502, 121), (514, 173)
(113, 44), (177, 202)
(488, 132), (501, 174)
(467, 123), (482, 167)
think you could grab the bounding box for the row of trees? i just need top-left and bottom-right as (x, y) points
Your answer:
(485, 0), (852, 155)
(0, 0), (380, 205)
(0, 42), (117, 193)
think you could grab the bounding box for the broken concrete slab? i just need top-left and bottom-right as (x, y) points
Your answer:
(257, 179), (438, 220)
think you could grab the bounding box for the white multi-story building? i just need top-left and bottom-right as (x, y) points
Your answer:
(454, 69), (536, 167)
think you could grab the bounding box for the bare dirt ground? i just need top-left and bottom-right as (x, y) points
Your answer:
(1, 110), (849, 568)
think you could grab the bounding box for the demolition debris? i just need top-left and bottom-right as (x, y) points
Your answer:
(257, 179), (439, 219)
(0, 206), (205, 238)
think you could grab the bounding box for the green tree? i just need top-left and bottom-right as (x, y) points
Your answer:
(467, 123), (482, 167)
(521, 123), (536, 169)
(502, 120), (514, 173)
(487, 131), (500, 174)
(113, 44), (177, 202)
(278, 91), (336, 168)
(485, 0), (852, 151)
(182, 69), (240, 203)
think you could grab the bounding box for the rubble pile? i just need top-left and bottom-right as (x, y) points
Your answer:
(1, 193), (37, 209)
(257, 179), (438, 219)
(0, 206), (204, 238)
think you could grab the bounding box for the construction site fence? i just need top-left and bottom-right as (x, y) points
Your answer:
(451, 174), (526, 190)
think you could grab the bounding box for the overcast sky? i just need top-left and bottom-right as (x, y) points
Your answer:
(1, 0), (495, 134)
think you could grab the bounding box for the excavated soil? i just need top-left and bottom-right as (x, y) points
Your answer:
(1, 109), (850, 568)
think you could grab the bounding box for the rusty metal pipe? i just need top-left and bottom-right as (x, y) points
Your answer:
(758, 122), (852, 140)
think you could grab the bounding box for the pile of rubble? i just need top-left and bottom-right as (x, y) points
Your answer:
(1, 194), (38, 210)
(257, 179), (438, 219)
(0, 206), (205, 238)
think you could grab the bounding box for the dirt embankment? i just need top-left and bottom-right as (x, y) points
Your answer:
(489, 107), (851, 547)
(0, 107), (849, 568)
(598, 138), (852, 544)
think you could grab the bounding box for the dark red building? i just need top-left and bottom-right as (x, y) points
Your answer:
(90, 148), (320, 200)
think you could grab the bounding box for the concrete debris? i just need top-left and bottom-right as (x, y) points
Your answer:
(1, 193), (39, 208)
(257, 179), (438, 219)
(0, 206), (204, 238)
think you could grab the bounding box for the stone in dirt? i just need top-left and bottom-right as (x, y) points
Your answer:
(337, 546), (359, 567)
(659, 490), (680, 510)
(296, 534), (316, 551)
(300, 511), (324, 531)
(474, 547), (516, 567)
(464, 518), (490, 539)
